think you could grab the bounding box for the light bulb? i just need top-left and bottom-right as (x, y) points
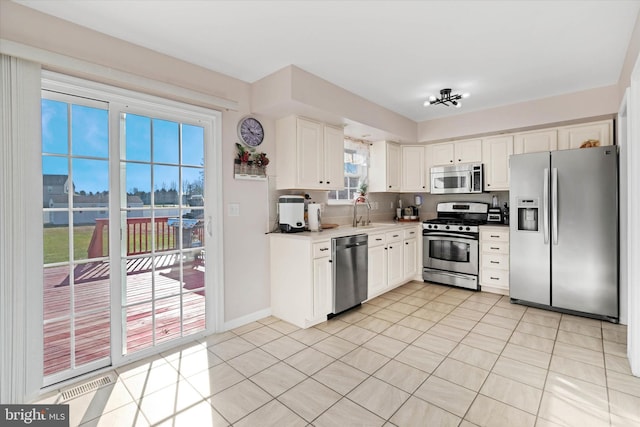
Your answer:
(455, 101), (462, 108)
(429, 95), (436, 102)
(462, 92), (470, 99)
(424, 100), (431, 107)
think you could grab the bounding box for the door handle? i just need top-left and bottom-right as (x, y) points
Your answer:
(543, 168), (549, 244)
(552, 167), (558, 245)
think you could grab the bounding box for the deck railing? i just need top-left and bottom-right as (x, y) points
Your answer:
(87, 217), (203, 258)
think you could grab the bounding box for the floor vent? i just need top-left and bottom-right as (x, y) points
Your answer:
(60, 374), (115, 401)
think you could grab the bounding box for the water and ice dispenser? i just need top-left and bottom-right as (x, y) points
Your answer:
(516, 197), (539, 232)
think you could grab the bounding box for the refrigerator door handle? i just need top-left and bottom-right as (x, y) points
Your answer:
(543, 168), (549, 244)
(552, 167), (558, 245)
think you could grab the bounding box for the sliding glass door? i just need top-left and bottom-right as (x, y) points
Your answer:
(41, 76), (218, 386)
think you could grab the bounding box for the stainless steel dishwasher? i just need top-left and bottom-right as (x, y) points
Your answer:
(331, 234), (368, 315)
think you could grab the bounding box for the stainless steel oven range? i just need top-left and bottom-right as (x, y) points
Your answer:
(422, 202), (489, 290)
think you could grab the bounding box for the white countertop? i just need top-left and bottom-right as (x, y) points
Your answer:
(268, 221), (421, 241)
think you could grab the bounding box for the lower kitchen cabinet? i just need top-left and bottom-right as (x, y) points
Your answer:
(270, 236), (332, 328)
(479, 226), (510, 295)
(312, 243), (332, 319)
(368, 233), (388, 297)
(386, 231), (404, 287)
(403, 227), (419, 279)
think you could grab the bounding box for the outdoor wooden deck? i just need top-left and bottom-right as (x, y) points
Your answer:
(43, 255), (206, 376)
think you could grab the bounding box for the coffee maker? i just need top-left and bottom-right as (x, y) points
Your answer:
(278, 196), (305, 233)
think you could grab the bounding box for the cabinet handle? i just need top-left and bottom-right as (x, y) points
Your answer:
(389, 246), (393, 249)
(490, 246), (500, 250)
(375, 238), (383, 241)
(490, 276), (499, 280)
(490, 261), (499, 264)
(487, 184), (491, 187)
(422, 186), (425, 189)
(326, 181), (330, 184)
(384, 247), (388, 250)
(449, 160), (453, 163)
(490, 235), (500, 238)
(320, 248), (329, 251)
(393, 234), (399, 237)
(458, 158), (462, 162)
(388, 185), (392, 188)
(319, 181), (323, 184)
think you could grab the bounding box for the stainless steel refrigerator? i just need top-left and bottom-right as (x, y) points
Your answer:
(509, 146), (618, 321)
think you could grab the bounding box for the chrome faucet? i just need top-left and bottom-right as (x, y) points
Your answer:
(352, 197), (372, 227)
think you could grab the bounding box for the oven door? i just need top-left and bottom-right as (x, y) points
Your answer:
(423, 232), (478, 276)
(430, 170), (473, 194)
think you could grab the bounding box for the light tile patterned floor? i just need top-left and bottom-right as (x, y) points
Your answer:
(39, 281), (639, 426)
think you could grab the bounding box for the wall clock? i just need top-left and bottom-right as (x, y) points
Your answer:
(237, 116), (264, 147)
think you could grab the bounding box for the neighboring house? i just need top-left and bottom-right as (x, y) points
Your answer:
(42, 174), (72, 208)
(46, 194), (144, 225)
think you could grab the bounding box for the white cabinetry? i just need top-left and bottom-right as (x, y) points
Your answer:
(482, 135), (513, 191)
(401, 145), (427, 192)
(479, 226), (509, 295)
(514, 129), (558, 154)
(430, 139), (482, 166)
(275, 116), (344, 190)
(312, 242), (332, 319)
(270, 236), (332, 328)
(367, 233), (388, 297)
(557, 120), (613, 150)
(386, 231), (404, 287)
(370, 141), (401, 192)
(402, 227), (419, 280)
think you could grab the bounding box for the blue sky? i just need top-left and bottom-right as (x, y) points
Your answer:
(41, 99), (204, 196)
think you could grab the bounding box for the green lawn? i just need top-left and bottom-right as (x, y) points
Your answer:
(44, 223), (176, 264)
(43, 225), (96, 264)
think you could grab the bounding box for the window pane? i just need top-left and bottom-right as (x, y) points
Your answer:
(71, 105), (109, 158)
(43, 156), (69, 209)
(125, 114), (151, 162)
(43, 224), (69, 264)
(153, 119), (179, 164)
(72, 158), (109, 197)
(182, 166), (204, 205)
(42, 99), (68, 155)
(153, 165), (179, 205)
(125, 162), (151, 199)
(182, 124), (204, 166)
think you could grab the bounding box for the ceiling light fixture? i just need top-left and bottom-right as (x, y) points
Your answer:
(424, 88), (470, 108)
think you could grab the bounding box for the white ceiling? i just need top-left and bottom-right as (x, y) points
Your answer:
(13, 0), (640, 122)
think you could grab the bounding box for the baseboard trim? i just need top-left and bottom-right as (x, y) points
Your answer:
(222, 308), (272, 331)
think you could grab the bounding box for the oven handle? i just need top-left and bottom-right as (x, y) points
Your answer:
(427, 270), (477, 281)
(423, 232), (477, 240)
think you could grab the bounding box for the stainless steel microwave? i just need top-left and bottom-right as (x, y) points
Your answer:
(430, 163), (483, 194)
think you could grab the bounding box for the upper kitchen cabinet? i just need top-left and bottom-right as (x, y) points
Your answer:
(369, 141), (401, 192)
(430, 139), (482, 166)
(482, 135), (513, 191)
(514, 129), (558, 154)
(275, 116), (344, 190)
(401, 145), (427, 192)
(557, 119), (613, 150)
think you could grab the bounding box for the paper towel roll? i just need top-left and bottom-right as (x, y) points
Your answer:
(308, 204), (321, 231)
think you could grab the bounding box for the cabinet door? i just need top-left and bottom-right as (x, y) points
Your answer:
(313, 256), (332, 318)
(387, 243), (404, 287)
(424, 144), (433, 192)
(514, 130), (557, 154)
(403, 238), (418, 279)
(482, 136), (513, 191)
(557, 121), (612, 150)
(432, 142), (454, 166)
(401, 146), (426, 192)
(368, 245), (388, 297)
(296, 118), (324, 188)
(386, 142), (401, 191)
(455, 139), (482, 163)
(323, 125), (345, 189)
